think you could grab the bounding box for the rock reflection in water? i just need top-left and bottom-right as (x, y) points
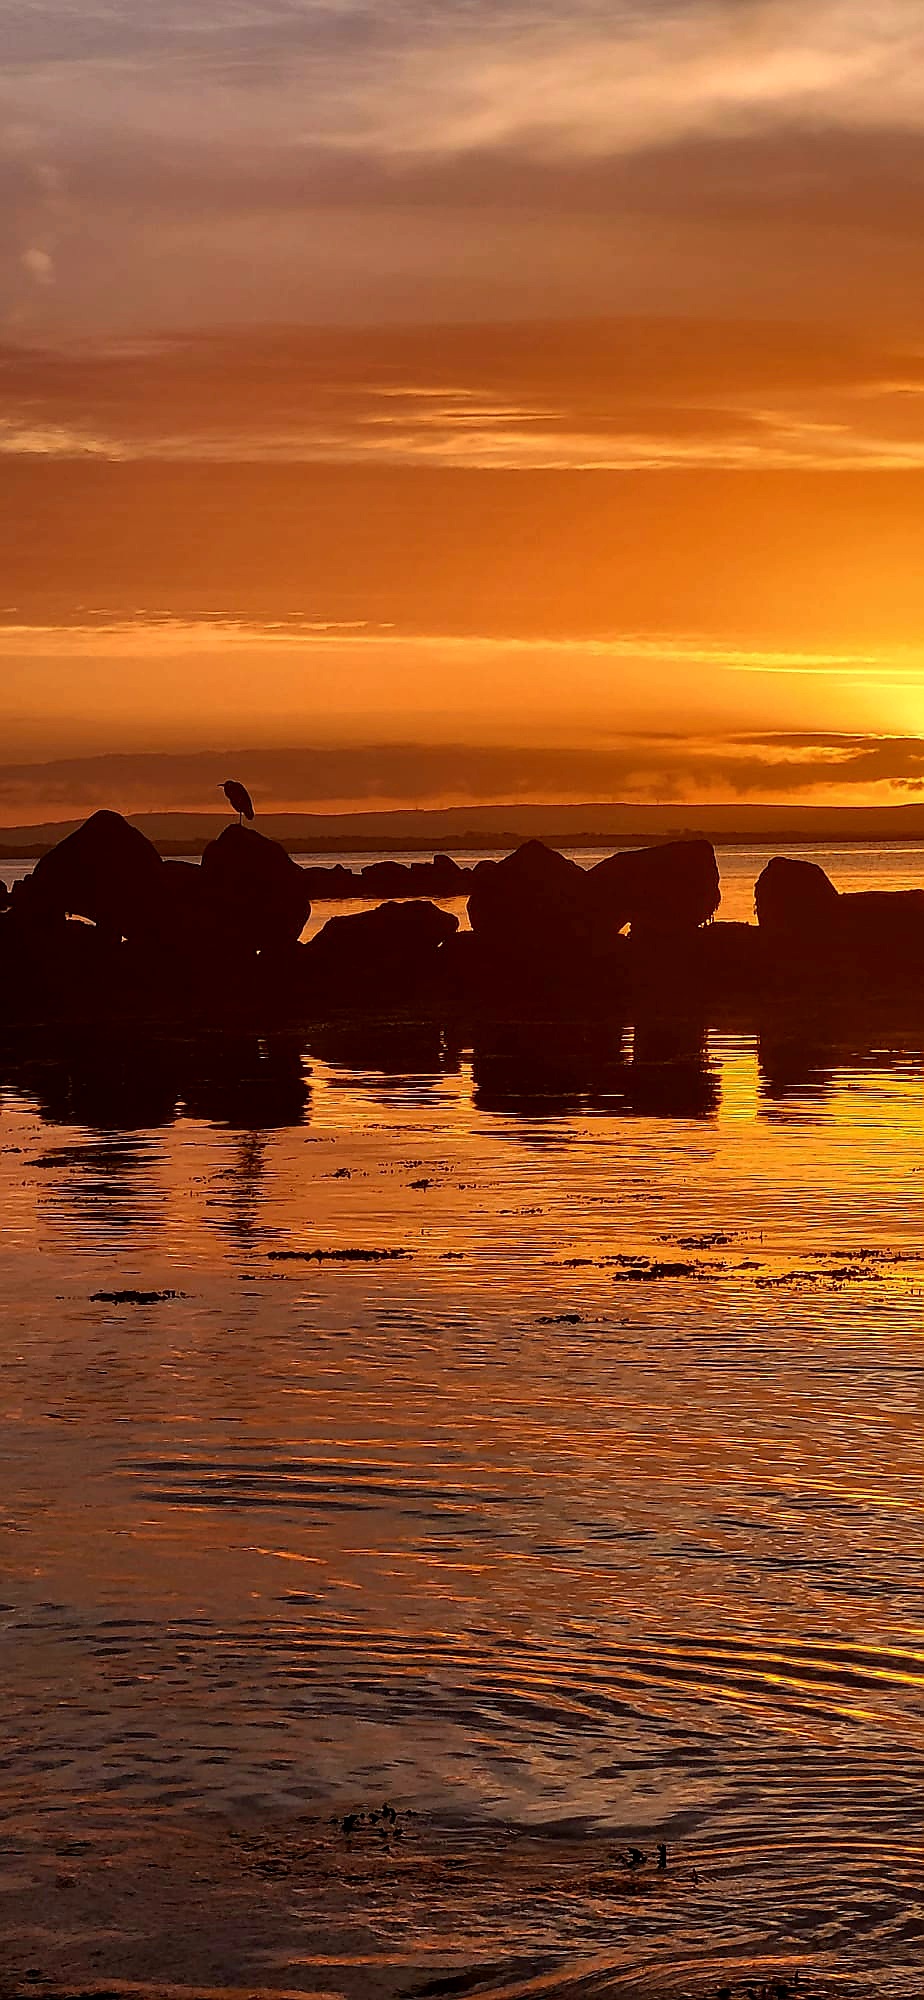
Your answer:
(758, 1030), (924, 1105)
(7, 1031), (181, 1130)
(1, 1030), (310, 1132)
(307, 1019), (460, 1083)
(180, 1034), (310, 1129)
(472, 1019), (719, 1119)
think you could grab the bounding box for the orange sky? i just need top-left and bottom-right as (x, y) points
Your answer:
(3, 2), (924, 818)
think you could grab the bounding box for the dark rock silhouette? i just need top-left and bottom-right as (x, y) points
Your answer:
(467, 840), (594, 953)
(696, 920), (766, 999)
(298, 854), (471, 900)
(1, 901), (126, 1027)
(590, 837), (720, 935)
(754, 855), (840, 938)
(138, 858), (224, 964)
(756, 858), (924, 984)
(3, 810), (924, 1034)
(839, 888), (924, 953)
(429, 852), (468, 891)
(468, 838), (719, 961)
(300, 898), (458, 1006)
(464, 838), (718, 1009)
(354, 859), (414, 899)
(300, 862), (360, 898)
(0, 878), (9, 913)
(19, 808), (163, 939)
(199, 823), (311, 953)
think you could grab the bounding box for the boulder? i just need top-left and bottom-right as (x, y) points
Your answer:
(467, 840), (594, 952)
(405, 855), (468, 895)
(145, 859), (223, 957)
(754, 856), (839, 938)
(838, 889), (924, 975)
(589, 838), (720, 935)
(301, 898), (458, 1004)
(755, 864), (924, 986)
(839, 888), (924, 937)
(0, 909), (127, 1025)
(20, 809), (163, 938)
(199, 824), (311, 953)
(358, 860), (412, 897)
(695, 920), (766, 999)
(0, 879), (9, 913)
(300, 864), (358, 899)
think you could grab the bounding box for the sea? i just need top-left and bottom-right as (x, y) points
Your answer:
(0, 842), (921, 2000)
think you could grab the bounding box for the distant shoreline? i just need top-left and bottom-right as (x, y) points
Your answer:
(4, 832), (924, 861)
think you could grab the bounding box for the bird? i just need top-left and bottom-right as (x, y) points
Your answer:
(656, 1842), (668, 1870)
(222, 778), (254, 825)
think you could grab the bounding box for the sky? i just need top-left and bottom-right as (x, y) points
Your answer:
(3, 0), (924, 819)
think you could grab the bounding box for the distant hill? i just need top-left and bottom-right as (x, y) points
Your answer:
(3, 800), (924, 858)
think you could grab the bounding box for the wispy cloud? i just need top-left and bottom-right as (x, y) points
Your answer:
(5, 3), (924, 328)
(3, 319), (924, 469)
(7, 2), (924, 158)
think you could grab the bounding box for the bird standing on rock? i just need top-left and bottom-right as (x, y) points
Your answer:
(222, 779), (255, 824)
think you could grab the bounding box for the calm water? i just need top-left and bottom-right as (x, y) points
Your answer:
(0, 844), (922, 1999)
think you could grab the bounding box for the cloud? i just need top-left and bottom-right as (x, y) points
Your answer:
(5, 3), (924, 328)
(8, 1), (924, 161)
(3, 316), (924, 470)
(5, 441), (924, 673)
(2, 732), (924, 824)
(21, 246), (54, 285)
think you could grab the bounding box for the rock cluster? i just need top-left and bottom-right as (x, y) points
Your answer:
(300, 854), (470, 900)
(1, 813), (922, 1028)
(2, 811), (311, 1022)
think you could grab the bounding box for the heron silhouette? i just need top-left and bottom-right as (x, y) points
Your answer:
(222, 779), (254, 825)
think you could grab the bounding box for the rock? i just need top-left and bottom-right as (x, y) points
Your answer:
(199, 823), (311, 952)
(358, 860), (412, 897)
(300, 864), (359, 899)
(589, 839), (720, 935)
(696, 921), (766, 999)
(0, 910), (127, 1025)
(465, 841), (635, 1008)
(404, 854), (468, 895)
(838, 889), (924, 975)
(754, 856), (839, 938)
(301, 898), (458, 1004)
(20, 809), (163, 938)
(839, 888), (924, 936)
(140, 859), (225, 960)
(0, 879), (9, 913)
(755, 864), (924, 986)
(467, 840), (594, 951)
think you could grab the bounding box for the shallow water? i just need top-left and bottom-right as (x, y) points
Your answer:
(0, 1011), (921, 1999)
